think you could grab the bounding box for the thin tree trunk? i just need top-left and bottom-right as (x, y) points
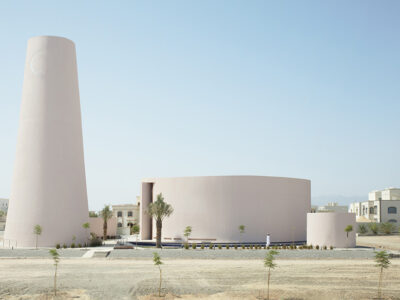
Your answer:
(159, 266), (162, 297)
(54, 264), (58, 296)
(103, 219), (107, 241)
(35, 235), (38, 249)
(267, 268), (271, 300)
(378, 267), (382, 299)
(156, 219), (162, 248)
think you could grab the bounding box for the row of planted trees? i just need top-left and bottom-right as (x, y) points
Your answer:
(42, 193), (393, 299)
(47, 246), (392, 299)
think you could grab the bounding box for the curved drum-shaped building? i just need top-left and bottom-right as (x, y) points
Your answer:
(307, 213), (356, 248)
(141, 176), (311, 243)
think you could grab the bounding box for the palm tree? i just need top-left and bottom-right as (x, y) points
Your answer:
(264, 250), (279, 300)
(375, 250), (390, 299)
(184, 226), (192, 243)
(146, 193), (173, 248)
(345, 225), (353, 238)
(100, 205), (113, 241)
(33, 224), (42, 249)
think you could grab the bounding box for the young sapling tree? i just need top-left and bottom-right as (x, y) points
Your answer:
(345, 225), (353, 238)
(33, 224), (42, 249)
(49, 249), (60, 296)
(375, 250), (390, 300)
(264, 250), (279, 300)
(153, 252), (163, 297)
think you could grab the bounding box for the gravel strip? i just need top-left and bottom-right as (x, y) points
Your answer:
(0, 248), (88, 258)
(109, 248), (377, 259)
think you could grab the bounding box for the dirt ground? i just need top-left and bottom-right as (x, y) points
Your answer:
(357, 235), (400, 251)
(0, 258), (399, 300)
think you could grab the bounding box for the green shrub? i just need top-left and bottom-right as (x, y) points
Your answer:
(78, 243), (82, 248)
(234, 245), (238, 250)
(209, 243), (214, 250)
(323, 245), (327, 250)
(218, 244), (222, 250)
(263, 245), (266, 249)
(184, 243), (189, 250)
(71, 243), (75, 248)
(380, 222), (396, 235)
(192, 243), (197, 249)
(316, 245), (320, 250)
(55, 243), (60, 249)
(250, 245), (253, 249)
(226, 244), (230, 249)
(201, 244), (205, 250)
(369, 223), (379, 235)
(89, 237), (102, 247)
(267, 246), (270, 249)
(358, 224), (368, 234)
(330, 246), (333, 250)
(241, 244), (245, 249)
(63, 244), (67, 249)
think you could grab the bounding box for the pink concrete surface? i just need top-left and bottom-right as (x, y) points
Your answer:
(307, 213), (356, 248)
(4, 36), (89, 247)
(141, 176), (311, 243)
(89, 217), (117, 238)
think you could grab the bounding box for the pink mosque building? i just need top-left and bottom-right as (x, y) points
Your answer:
(141, 176), (311, 243)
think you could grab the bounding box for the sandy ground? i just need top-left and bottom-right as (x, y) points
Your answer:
(0, 258), (399, 300)
(357, 235), (400, 251)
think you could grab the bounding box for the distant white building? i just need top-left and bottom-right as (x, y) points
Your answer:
(112, 197), (140, 235)
(317, 202), (348, 213)
(348, 188), (400, 223)
(0, 199), (7, 231)
(0, 198), (8, 213)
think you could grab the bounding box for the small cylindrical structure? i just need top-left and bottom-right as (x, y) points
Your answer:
(4, 36), (89, 247)
(307, 213), (356, 248)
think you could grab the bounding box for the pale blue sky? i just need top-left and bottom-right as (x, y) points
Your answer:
(0, 1), (399, 210)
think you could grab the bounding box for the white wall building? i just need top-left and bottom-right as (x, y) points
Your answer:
(349, 188), (400, 223)
(112, 199), (140, 235)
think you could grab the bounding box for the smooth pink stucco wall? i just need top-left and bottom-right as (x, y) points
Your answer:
(4, 36), (89, 247)
(141, 176), (311, 243)
(89, 217), (117, 238)
(307, 213), (356, 248)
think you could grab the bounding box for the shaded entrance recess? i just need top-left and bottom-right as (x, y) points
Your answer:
(141, 182), (154, 240)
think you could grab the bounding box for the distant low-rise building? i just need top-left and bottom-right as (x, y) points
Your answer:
(112, 197), (140, 235)
(317, 202), (348, 213)
(0, 198), (8, 214)
(348, 188), (400, 223)
(0, 199), (8, 231)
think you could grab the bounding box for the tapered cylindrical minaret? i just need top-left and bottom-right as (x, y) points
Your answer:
(4, 36), (89, 247)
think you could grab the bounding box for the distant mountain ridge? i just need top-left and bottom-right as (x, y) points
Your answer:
(312, 195), (365, 206)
